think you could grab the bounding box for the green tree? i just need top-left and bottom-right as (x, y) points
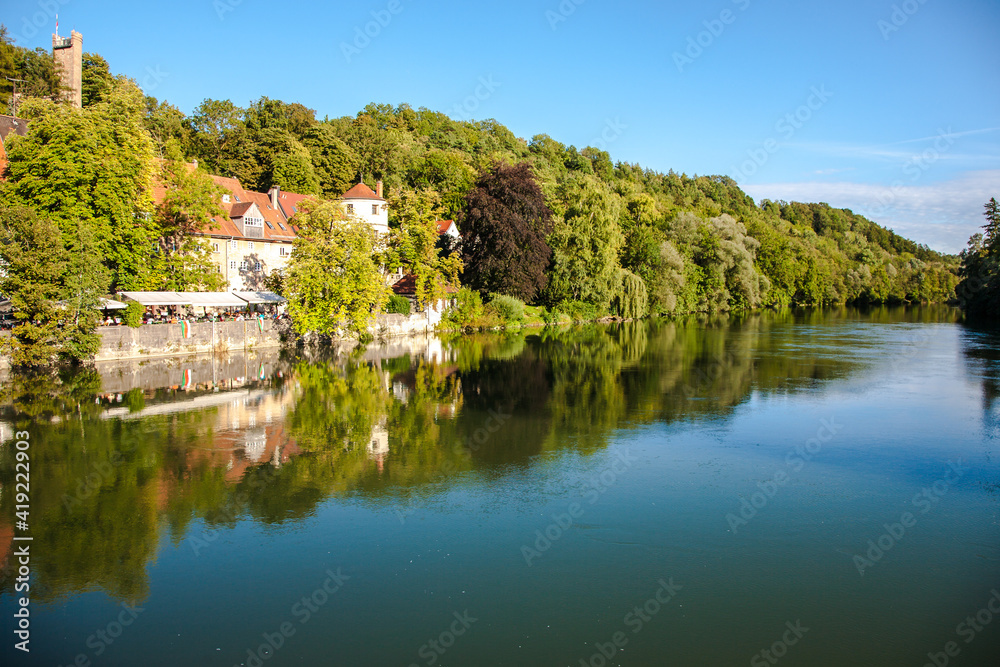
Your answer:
(4, 78), (158, 290)
(388, 189), (463, 308)
(0, 25), (16, 111)
(982, 197), (1000, 255)
(187, 98), (248, 178)
(256, 128), (321, 194)
(81, 52), (113, 107)
(300, 123), (360, 197)
(143, 95), (190, 155)
(956, 198), (1000, 320)
(284, 199), (390, 337)
(0, 205), (107, 366)
(150, 149), (228, 290)
(547, 175), (625, 310)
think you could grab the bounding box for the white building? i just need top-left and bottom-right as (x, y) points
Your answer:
(341, 181), (389, 235)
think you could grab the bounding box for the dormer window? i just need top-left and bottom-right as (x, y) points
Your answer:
(222, 194), (230, 203)
(243, 215), (263, 227)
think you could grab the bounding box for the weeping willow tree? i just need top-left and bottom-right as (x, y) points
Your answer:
(613, 268), (648, 319)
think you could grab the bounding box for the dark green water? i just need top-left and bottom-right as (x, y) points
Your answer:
(1, 306), (999, 667)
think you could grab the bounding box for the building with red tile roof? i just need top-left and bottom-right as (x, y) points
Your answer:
(341, 180), (389, 235)
(151, 165), (394, 290)
(435, 219), (460, 239)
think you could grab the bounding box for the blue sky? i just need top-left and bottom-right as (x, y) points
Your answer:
(5, 0), (999, 253)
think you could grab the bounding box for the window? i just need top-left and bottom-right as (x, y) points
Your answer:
(229, 260), (237, 270)
(254, 262), (262, 271)
(279, 246), (290, 257)
(248, 241), (254, 250)
(212, 242), (220, 253)
(244, 216), (263, 227)
(222, 194), (230, 203)
(277, 221), (286, 230)
(265, 219), (274, 229)
(231, 239), (238, 250)
(372, 204), (378, 215)
(346, 203), (354, 214)
(239, 260), (248, 270)
(234, 195), (241, 202)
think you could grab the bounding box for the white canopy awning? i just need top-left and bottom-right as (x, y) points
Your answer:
(233, 291), (287, 305)
(186, 292), (250, 307)
(100, 297), (128, 310)
(119, 292), (249, 307)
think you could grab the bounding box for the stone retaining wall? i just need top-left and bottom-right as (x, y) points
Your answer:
(0, 311), (440, 369)
(93, 319), (284, 362)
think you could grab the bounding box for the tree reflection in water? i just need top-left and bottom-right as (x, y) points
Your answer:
(0, 306), (969, 604)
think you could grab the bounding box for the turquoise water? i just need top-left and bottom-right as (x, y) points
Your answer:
(1, 306), (998, 666)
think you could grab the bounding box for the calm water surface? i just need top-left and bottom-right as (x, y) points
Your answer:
(1, 306), (998, 666)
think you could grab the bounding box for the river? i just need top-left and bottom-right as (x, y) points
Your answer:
(1, 306), (998, 666)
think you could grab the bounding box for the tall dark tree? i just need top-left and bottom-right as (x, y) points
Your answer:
(956, 197), (1000, 320)
(983, 197), (1000, 255)
(459, 162), (553, 302)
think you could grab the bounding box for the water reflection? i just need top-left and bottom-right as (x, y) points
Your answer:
(0, 306), (973, 607)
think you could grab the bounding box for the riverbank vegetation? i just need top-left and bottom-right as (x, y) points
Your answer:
(956, 198), (1000, 321)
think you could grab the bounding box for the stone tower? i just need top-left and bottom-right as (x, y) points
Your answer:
(52, 30), (83, 108)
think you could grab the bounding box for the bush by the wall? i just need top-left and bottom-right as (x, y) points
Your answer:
(443, 288), (485, 329)
(386, 294), (411, 315)
(123, 302), (144, 328)
(487, 293), (525, 324)
(559, 300), (599, 322)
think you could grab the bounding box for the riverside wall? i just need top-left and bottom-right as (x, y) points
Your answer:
(93, 319), (283, 362)
(0, 311), (439, 369)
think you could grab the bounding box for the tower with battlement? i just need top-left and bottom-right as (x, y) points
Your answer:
(52, 30), (83, 108)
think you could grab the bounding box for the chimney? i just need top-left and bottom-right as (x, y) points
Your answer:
(269, 185), (280, 209)
(376, 180), (383, 199)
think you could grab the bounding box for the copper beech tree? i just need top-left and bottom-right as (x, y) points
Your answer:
(458, 162), (553, 303)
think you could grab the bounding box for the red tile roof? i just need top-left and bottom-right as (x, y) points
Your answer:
(276, 190), (313, 221)
(229, 201), (253, 217)
(149, 164), (308, 243)
(248, 191), (296, 239)
(436, 220), (456, 234)
(341, 182), (383, 201)
(392, 274), (459, 296)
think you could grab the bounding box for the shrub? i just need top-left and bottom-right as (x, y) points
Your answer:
(487, 293), (525, 324)
(123, 302), (144, 328)
(443, 288), (485, 329)
(559, 300), (599, 322)
(386, 294), (411, 315)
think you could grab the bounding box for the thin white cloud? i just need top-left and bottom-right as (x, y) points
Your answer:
(886, 127), (1000, 146)
(787, 127), (1000, 164)
(742, 170), (1000, 254)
